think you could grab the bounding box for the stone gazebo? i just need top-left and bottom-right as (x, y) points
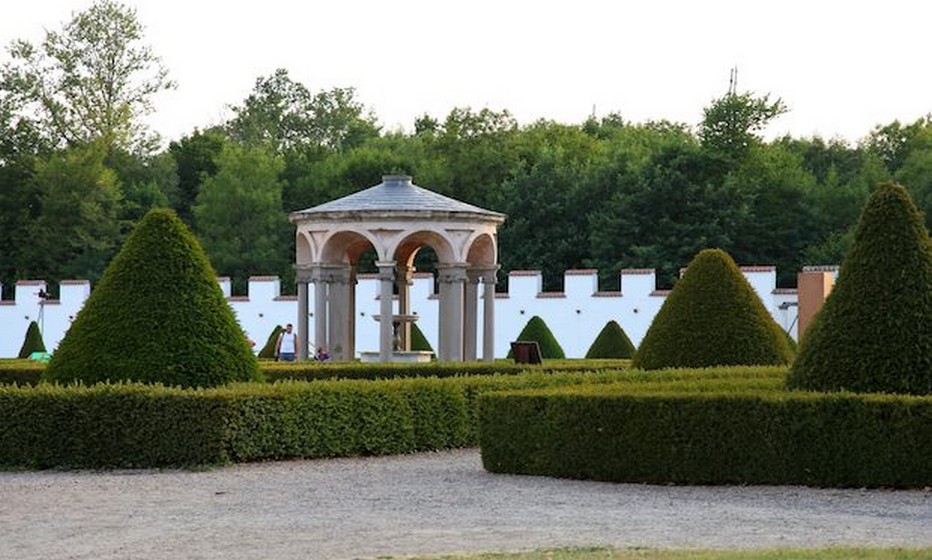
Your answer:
(290, 175), (505, 362)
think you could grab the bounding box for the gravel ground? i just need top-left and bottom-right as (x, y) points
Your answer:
(1, 448), (930, 560)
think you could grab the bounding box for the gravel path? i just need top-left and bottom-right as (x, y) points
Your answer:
(1, 448), (930, 560)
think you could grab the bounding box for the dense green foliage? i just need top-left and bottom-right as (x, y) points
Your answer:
(508, 316), (566, 359)
(633, 249), (795, 369)
(257, 325), (285, 359)
(410, 322), (434, 354)
(585, 320), (636, 359)
(0, 369), (629, 468)
(479, 367), (932, 488)
(43, 209), (260, 387)
(6, 2), (932, 297)
(17, 321), (46, 359)
(788, 183), (932, 394)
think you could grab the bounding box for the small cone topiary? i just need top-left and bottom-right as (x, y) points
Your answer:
(257, 325), (284, 359)
(17, 320), (47, 359)
(410, 321), (434, 354)
(585, 320), (636, 359)
(632, 249), (794, 370)
(787, 183), (932, 394)
(44, 209), (260, 387)
(507, 315), (566, 359)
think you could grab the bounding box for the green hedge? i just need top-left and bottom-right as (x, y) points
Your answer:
(0, 359), (631, 386)
(0, 370), (628, 469)
(479, 368), (932, 488)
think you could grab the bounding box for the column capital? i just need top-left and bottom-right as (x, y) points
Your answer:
(472, 264), (501, 284)
(437, 263), (469, 284)
(375, 260), (396, 281)
(294, 264), (313, 283)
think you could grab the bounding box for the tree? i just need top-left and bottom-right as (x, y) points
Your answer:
(226, 68), (379, 153)
(167, 128), (225, 225)
(18, 141), (122, 283)
(257, 325), (284, 359)
(787, 183), (932, 395)
(1, 0), (174, 152)
(632, 249), (794, 370)
(44, 209), (259, 388)
(585, 320), (636, 359)
(587, 144), (745, 288)
(699, 79), (787, 164)
(193, 144), (291, 292)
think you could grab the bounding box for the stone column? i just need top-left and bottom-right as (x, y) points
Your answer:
(295, 266), (312, 360)
(438, 263), (468, 362)
(376, 261), (396, 362)
(312, 267), (328, 357)
(346, 265), (357, 360)
(396, 264), (414, 351)
(463, 269), (481, 361)
(482, 267), (499, 362)
(327, 266), (351, 361)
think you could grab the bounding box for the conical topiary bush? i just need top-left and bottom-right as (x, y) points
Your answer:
(585, 320), (636, 359)
(787, 183), (932, 394)
(632, 249), (795, 370)
(44, 209), (260, 388)
(507, 315), (566, 359)
(410, 321), (434, 355)
(17, 320), (47, 359)
(258, 325), (284, 359)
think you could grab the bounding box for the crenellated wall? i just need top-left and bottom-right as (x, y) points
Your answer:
(0, 266), (817, 359)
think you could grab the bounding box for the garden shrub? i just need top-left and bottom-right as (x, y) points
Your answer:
(0, 369), (630, 469)
(43, 209), (260, 388)
(507, 315), (566, 359)
(479, 372), (932, 488)
(585, 320), (636, 359)
(632, 249), (794, 370)
(788, 183), (932, 395)
(17, 321), (46, 359)
(257, 325), (284, 359)
(410, 322), (434, 354)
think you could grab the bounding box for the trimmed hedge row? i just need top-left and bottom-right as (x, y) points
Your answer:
(479, 370), (932, 488)
(0, 370), (627, 469)
(0, 359), (631, 386)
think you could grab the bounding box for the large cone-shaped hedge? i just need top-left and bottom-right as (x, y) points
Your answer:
(585, 320), (636, 359)
(507, 315), (566, 359)
(632, 249), (794, 370)
(787, 183), (932, 394)
(44, 209), (260, 387)
(17, 321), (47, 359)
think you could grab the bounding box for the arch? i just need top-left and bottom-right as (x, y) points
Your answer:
(296, 232), (313, 265)
(465, 232), (497, 266)
(393, 229), (457, 265)
(320, 229), (380, 264)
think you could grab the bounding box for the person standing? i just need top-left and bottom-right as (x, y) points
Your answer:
(275, 323), (299, 362)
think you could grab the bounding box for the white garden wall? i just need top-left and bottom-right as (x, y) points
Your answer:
(0, 266), (818, 359)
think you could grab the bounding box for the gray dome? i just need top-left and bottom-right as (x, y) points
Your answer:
(292, 175), (504, 220)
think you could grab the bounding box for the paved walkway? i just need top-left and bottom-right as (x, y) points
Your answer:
(2, 449), (930, 560)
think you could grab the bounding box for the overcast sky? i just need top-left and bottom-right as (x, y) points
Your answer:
(3, 0), (931, 145)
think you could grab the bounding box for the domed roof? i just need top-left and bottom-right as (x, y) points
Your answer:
(291, 175), (505, 222)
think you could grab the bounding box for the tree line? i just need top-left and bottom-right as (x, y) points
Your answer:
(2, 0), (932, 297)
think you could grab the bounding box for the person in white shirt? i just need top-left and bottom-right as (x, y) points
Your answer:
(275, 323), (298, 362)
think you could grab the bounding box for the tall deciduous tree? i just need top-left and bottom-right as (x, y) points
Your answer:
(699, 87), (787, 164)
(0, 0), (174, 152)
(226, 68), (379, 153)
(20, 141), (122, 283)
(193, 144), (291, 292)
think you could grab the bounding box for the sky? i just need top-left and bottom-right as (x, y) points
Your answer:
(2, 0), (931, 146)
